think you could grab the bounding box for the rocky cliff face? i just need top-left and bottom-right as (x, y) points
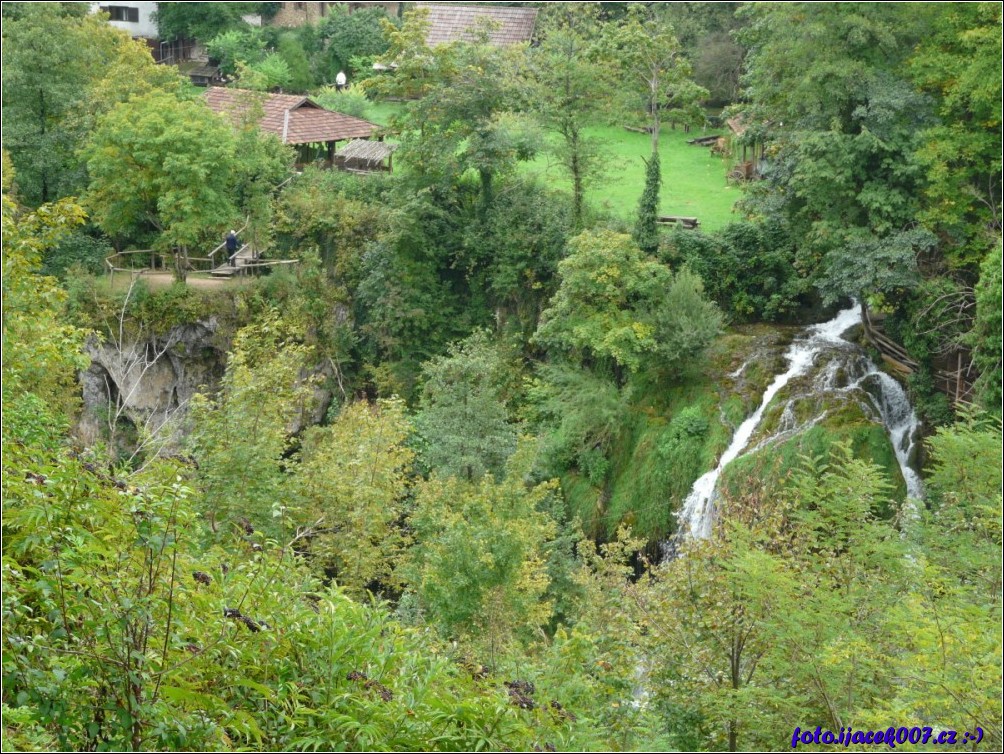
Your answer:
(77, 319), (337, 454)
(77, 320), (226, 450)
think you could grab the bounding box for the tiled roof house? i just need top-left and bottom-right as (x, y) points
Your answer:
(415, 3), (538, 47)
(204, 87), (380, 144)
(203, 87), (383, 167)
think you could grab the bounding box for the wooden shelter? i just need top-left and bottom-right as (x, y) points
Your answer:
(203, 87), (383, 168)
(415, 3), (538, 47)
(334, 139), (397, 173)
(726, 114), (766, 182)
(187, 64), (222, 87)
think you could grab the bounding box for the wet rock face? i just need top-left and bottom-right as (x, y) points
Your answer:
(77, 321), (226, 448)
(672, 305), (924, 547)
(747, 341), (924, 500)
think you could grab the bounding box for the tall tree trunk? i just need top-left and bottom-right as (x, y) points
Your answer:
(649, 77), (660, 154)
(479, 167), (494, 216)
(174, 246), (188, 283)
(570, 128), (584, 227)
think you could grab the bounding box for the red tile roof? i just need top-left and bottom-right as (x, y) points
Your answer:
(416, 3), (537, 47)
(203, 87), (380, 145)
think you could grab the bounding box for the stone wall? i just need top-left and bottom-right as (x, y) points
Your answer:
(77, 320), (226, 450)
(270, 2), (331, 28)
(270, 1), (403, 27)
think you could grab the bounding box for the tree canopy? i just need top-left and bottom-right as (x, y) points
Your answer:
(83, 92), (239, 254)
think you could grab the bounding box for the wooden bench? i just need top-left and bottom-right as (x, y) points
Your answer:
(656, 215), (700, 229)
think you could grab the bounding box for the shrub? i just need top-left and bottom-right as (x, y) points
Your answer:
(667, 220), (812, 322)
(312, 86), (372, 119)
(43, 230), (112, 278)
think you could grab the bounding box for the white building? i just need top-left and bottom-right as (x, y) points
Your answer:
(91, 2), (159, 40)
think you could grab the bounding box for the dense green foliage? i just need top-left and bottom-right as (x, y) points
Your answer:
(318, 5), (394, 79)
(311, 87), (373, 120)
(664, 1), (745, 107)
(403, 444), (559, 665)
(2, 4), (184, 206)
(202, 5), (393, 91)
(297, 398), (414, 596)
(366, 7), (539, 209)
(667, 221), (813, 322)
(606, 3), (708, 152)
(416, 330), (518, 482)
(154, 3), (271, 44)
(82, 88), (293, 277)
(84, 93), (239, 252)
(531, 3), (614, 226)
(41, 229), (113, 279)
(640, 432), (1002, 750)
(2, 3), (1001, 751)
(735, 1), (1001, 416)
(972, 242), (1003, 411)
(536, 229), (722, 376)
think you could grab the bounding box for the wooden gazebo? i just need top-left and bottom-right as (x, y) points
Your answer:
(204, 87), (383, 168)
(334, 139), (397, 173)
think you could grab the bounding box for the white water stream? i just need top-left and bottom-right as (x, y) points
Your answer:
(676, 304), (923, 542)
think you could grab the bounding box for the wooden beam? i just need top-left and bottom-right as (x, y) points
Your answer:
(688, 135), (723, 146)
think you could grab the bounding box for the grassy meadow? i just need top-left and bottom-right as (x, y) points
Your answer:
(524, 124), (741, 231)
(364, 101), (741, 231)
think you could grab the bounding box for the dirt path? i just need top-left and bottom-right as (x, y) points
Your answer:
(110, 271), (251, 291)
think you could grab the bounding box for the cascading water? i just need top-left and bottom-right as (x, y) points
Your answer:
(674, 303), (924, 544)
(823, 362), (925, 500)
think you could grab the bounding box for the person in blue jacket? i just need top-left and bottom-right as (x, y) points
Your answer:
(225, 229), (239, 267)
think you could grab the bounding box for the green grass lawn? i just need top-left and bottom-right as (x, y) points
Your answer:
(364, 101), (741, 231)
(366, 100), (404, 128)
(524, 124), (741, 231)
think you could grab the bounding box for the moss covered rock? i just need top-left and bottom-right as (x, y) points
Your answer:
(564, 322), (915, 544)
(563, 324), (802, 542)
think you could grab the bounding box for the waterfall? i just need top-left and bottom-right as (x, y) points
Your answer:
(674, 304), (923, 544)
(851, 368), (925, 499)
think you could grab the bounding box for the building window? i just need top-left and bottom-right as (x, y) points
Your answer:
(102, 6), (140, 23)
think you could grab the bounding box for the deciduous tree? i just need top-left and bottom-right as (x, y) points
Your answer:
(535, 230), (721, 378)
(416, 330), (518, 482)
(531, 3), (614, 226)
(2, 6), (181, 206)
(83, 92), (239, 279)
(188, 312), (315, 535)
(296, 398), (415, 595)
(154, 2), (265, 43)
(403, 443), (558, 665)
(318, 4), (392, 79)
(909, 2), (1002, 268)
(366, 8), (538, 209)
(1, 157), (88, 417)
(606, 3), (707, 154)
